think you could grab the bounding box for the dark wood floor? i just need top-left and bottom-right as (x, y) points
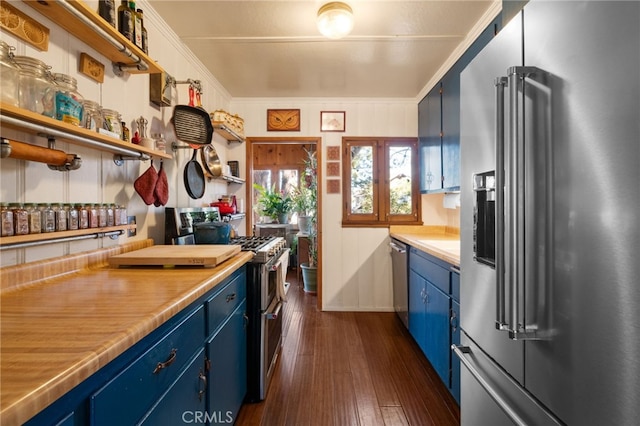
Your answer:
(235, 269), (460, 426)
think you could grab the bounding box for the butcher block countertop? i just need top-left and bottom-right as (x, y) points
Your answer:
(390, 225), (460, 267)
(0, 239), (253, 426)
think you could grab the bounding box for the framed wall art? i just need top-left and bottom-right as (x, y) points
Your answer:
(267, 109), (300, 131)
(320, 111), (345, 132)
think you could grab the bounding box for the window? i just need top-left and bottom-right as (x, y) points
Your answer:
(342, 137), (420, 226)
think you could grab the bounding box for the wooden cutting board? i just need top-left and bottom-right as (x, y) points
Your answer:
(108, 245), (242, 267)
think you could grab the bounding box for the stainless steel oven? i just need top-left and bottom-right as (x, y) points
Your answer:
(238, 237), (289, 403)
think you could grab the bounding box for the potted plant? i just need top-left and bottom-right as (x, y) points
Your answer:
(253, 183), (293, 224)
(292, 176), (314, 234)
(298, 148), (318, 293)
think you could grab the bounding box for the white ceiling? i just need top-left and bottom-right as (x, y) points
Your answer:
(147, 0), (500, 99)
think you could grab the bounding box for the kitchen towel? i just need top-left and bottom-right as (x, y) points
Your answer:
(154, 161), (169, 207)
(276, 249), (290, 303)
(134, 161), (158, 205)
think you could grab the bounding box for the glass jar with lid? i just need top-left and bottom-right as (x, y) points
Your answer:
(13, 56), (56, 117)
(77, 204), (89, 229)
(56, 203), (68, 231)
(1, 203), (14, 237)
(53, 73), (84, 126)
(27, 203), (41, 234)
(81, 99), (103, 131)
(102, 108), (123, 139)
(152, 133), (166, 151)
(67, 203), (79, 230)
(10, 203), (29, 235)
(41, 203), (56, 233)
(0, 41), (19, 107)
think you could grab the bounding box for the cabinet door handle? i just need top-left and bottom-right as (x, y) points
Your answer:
(153, 348), (177, 374)
(226, 292), (236, 303)
(450, 309), (458, 332)
(198, 370), (207, 402)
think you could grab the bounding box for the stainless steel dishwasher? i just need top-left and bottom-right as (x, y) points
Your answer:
(390, 238), (408, 329)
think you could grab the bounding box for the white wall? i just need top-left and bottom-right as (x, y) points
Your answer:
(230, 98), (418, 311)
(0, 0), (233, 266)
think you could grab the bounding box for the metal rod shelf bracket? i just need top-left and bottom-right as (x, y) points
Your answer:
(171, 141), (196, 152)
(113, 153), (151, 166)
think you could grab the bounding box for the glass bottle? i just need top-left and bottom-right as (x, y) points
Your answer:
(117, 0), (134, 43)
(130, 2), (142, 50)
(67, 203), (79, 230)
(152, 133), (166, 151)
(13, 56), (56, 117)
(0, 41), (20, 107)
(1, 203), (14, 237)
(82, 100), (103, 131)
(53, 73), (84, 126)
(27, 203), (41, 234)
(11, 203), (29, 236)
(121, 121), (130, 142)
(41, 203), (56, 233)
(136, 8), (148, 53)
(98, 0), (116, 28)
(78, 204), (89, 229)
(56, 203), (68, 231)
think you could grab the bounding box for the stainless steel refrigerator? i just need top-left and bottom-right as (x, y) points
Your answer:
(457, 1), (640, 425)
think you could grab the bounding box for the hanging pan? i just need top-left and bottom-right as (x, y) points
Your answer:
(184, 148), (205, 199)
(201, 144), (222, 178)
(171, 86), (213, 148)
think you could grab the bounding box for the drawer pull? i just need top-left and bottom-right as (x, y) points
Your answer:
(198, 370), (207, 401)
(226, 293), (236, 303)
(153, 348), (177, 374)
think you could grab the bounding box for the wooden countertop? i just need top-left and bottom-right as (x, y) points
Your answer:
(0, 242), (253, 425)
(390, 225), (460, 267)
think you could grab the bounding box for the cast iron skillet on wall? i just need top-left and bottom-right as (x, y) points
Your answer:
(172, 87), (214, 199)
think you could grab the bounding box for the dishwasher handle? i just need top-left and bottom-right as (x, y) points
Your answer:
(390, 241), (407, 253)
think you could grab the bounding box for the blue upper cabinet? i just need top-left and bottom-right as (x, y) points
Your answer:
(419, 16), (501, 193)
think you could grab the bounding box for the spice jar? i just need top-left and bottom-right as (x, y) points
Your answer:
(97, 204), (107, 228)
(106, 204), (115, 227)
(102, 108), (122, 139)
(13, 56), (56, 117)
(53, 73), (84, 126)
(0, 41), (19, 107)
(27, 203), (41, 234)
(56, 203), (68, 231)
(41, 203), (56, 233)
(81, 100), (103, 131)
(77, 204), (89, 229)
(1, 203), (14, 237)
(88, 204), (99, 228)
(10, 203), (29, 236)
(67, 203), (79, 230)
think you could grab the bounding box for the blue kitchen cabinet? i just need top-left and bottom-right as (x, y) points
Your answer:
(409, 247), (460, 403)
(207, 299), (247, 423)
(419, 16), (501, 193)
(24, 266), (248, 426)
(409, 269), (428, 355)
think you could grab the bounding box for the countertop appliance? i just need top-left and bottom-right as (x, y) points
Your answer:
(457, 1), (639, 425)
(390, 238), (408, 329)
(164, 206), (221, 245)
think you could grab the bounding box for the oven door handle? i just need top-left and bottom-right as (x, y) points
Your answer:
(265, 300), (283, 320)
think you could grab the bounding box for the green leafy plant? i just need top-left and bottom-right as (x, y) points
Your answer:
(300, 148), (318, 267)
(253, 183), (293, 222)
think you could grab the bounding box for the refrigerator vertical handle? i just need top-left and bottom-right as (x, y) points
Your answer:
(494, 76), (508, 331)
(506, 66), (546, 340)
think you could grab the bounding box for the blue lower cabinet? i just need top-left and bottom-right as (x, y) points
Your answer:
(207, 299), (247, 425)
(424, 281), (451, 386)
(139, 348), (207, 425)
(408, 247), (461, 404)
(90, 306), (205, 426)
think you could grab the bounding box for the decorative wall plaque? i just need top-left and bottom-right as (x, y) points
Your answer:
(327, 179), (341, 194)
(326, 162), (340, 177)
(267, 109), (300, 131)
(79, 53), (105, 83)
(326, 146), (340, 161)
(0, 0), (49, 51)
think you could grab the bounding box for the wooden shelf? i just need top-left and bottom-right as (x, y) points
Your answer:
(0, 225), (135, 247)
(0, 103), (171, 160)
(212, 123), (246, 144)
(23, 0), (163, 74)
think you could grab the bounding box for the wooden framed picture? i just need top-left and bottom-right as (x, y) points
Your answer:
(320, 111), (345, 132)
(267, 109), (300, 131)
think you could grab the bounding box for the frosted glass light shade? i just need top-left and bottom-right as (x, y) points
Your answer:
(317, 2), (354, 39)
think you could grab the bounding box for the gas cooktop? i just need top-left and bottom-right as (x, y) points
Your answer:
(229, 236), (287, 263)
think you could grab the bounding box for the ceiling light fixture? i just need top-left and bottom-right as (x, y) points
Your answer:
(317, 2), (354, 40)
